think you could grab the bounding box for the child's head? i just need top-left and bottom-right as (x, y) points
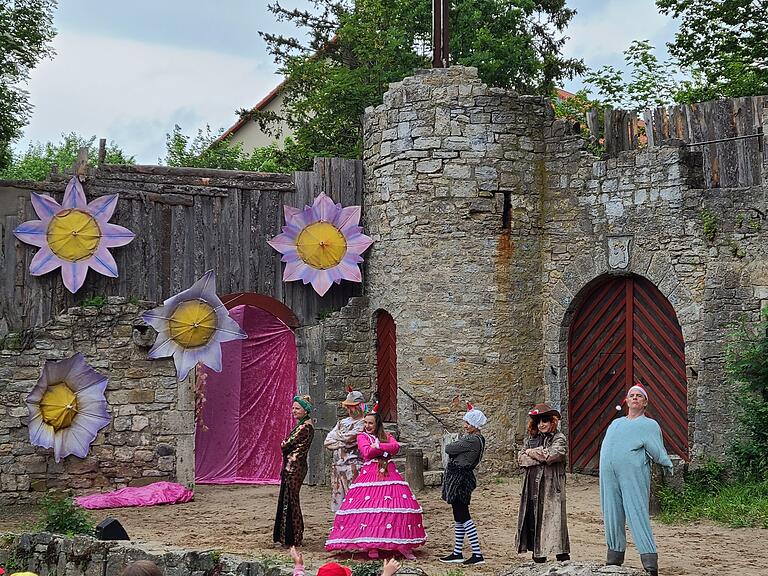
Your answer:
(120, 561), (162, 576)
(317, 563), (352, 576)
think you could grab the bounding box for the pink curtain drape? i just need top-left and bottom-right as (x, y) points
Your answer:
(195, 304), (297, 484)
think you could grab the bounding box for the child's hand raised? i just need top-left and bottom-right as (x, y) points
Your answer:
(290, 546), (304, 566)
(382, 558), (401, 576)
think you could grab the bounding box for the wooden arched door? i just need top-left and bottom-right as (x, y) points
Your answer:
(568, 275), (688, 473)
(376, 310), (398, 422)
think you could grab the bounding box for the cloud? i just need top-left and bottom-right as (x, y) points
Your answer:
(19, 31), (282, 164)
(564, 0), (675, 63)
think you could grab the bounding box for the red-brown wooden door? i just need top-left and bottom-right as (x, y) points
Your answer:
(568, 275), (688, 473)
(376, 310), (398, 422)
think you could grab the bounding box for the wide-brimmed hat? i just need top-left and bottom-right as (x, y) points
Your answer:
(528, 403), (561, 419)
(341, 390), (365, 406)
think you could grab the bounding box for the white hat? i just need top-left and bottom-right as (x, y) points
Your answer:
(463, 402), (487, 429)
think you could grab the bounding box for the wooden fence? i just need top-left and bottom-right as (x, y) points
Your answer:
(586, 96), (767, 188)
(0, 158), (364, 332)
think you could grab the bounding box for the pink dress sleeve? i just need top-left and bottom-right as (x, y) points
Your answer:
(379, 434), (400, 456)
(358, 433), (381, 460)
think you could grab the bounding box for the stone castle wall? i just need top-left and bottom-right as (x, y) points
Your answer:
(362, 66), (768, 470)
(0, 298), (194, 504)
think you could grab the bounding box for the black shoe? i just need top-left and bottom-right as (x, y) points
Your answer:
(533, 556), (547, 563)
(606, 549), (625, 566)
(556, 554), (570, 562)
(463, 554), (485, 566)
(439, 553), (465, 564)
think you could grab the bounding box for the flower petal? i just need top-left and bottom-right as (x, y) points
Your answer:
(30, 193), (62, 221)
(148, 331), (182, 359)
(197, 342), (223, 373)
(14, 219), (49, 247)
(61, 261), (89, 293)
(333, 257), (363, 283)
(213, 312), (247, 342)
(346, 232), (374, 255)
(28, 415), (55, 449)
(174, 348), (201, 381)
(100, 223), (135, 248)
(29, 246), (62, 276)
(142, 303), (173, 327)
(87, 245), (119, 277)
(268, 232), (299, 255)
(284, 259), (311, 281)
(87, 194), (119, 222)
(312, 193), (341, 222)
(62, 177), (88, 210)
(311, 269), (333, 296)
(336, 205), (362, 232)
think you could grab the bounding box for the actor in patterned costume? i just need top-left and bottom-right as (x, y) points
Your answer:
(324, 389), (367, 511)
(274, 394), (315, 546)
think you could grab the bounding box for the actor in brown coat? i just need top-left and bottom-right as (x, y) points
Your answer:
(515, 403), (570, 563)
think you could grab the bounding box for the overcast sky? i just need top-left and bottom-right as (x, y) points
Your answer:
(17, 0), (679, 164)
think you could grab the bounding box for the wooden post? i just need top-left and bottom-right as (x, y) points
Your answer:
(405, 448), (425, 492)
(98, 138), (107, 165)
(72, 146), (89, 178)
(432, 0), (449, 68)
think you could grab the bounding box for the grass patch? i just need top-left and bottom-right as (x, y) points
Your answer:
(658, 461), (768, 528)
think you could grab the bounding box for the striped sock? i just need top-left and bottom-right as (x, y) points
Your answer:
(464, 519), (482, 555)
(453, 521), (466, 555)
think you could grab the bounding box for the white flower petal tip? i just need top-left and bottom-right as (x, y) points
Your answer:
(143, 269), (246, 381)
(26, 354), (111, 462)
(14, 176), (135, 293)
(268, 193), (373, 296)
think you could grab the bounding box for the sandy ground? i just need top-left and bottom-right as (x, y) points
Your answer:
(2, 475), (766, 575)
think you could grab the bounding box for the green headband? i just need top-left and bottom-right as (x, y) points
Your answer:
(293, 395), (312, 413)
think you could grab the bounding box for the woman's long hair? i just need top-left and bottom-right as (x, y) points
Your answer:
(527, 415), (560, 437)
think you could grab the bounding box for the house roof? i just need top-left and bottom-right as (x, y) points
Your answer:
(217, 79), (287, 143)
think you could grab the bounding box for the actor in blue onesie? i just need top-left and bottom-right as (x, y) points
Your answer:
(599, 383), (672, 576)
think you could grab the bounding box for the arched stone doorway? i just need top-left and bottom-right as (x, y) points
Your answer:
(375, 309), (398, 423)
(195, 294), (298, 484)
(568, 274), (688, 473)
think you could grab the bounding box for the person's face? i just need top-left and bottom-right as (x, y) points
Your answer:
(364, 414), (377, 434)
(462, 420), (478, 434)
(292, 401), (307, 420)
(536, 415), (554, 434)
(627, 391), (648, 410)
(345, 404), (361, 417)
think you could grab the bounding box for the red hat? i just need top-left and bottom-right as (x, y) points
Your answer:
(318, 563), (352, 576)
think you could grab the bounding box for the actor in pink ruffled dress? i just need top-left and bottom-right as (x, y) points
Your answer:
(325, 405), (427, 559)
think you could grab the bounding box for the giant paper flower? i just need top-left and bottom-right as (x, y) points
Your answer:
(13, 176), (135, 293)
(142, 270), (247, 380)
(26, 353), (111, 463)
(268, 193), (374, 296)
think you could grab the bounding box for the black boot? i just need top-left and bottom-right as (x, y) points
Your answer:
(532, 556), (547, 563)
(556, 553), (570, 561)
(640, 553), (658, 576)
(606, 549), (625, 566)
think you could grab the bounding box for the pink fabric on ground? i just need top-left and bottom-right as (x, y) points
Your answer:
(325, 433), (427, 556)
(195, 304), (296, 484)
(74, 481), (193, 509)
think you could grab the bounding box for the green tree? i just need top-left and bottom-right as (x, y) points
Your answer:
(657, 0), (768, 101)
(0, 0), (57, 170)
(0, 133), (134, 181)
(585, 40), (680, 111)
(163, 124), (307, 173)
(253, 0), (584, 165)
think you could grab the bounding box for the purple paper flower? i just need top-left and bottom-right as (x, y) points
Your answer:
(268, 193), (374, 296)
(142, 270), (247, 380)
(13, 176), (135, 293)
(26, 353), (111, 463)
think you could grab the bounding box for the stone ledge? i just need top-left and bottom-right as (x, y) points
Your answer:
(501, 562), (646, 575)
(0, 532), (295, 576)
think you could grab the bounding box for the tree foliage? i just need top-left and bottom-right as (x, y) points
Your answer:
(0, 133), (134, 181)
(253, 0), (584, 163)
(163, 125), (308, 172)
(657, 0), (768, 101)
(0, 0), (57, 170)
(584, 40), (680, 111)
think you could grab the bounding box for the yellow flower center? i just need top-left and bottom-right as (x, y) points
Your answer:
(296, 222), (347, 270)
(168, 300), (217, 348)
(40, 383), (79, 431)
(46, 209), (101, 262)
